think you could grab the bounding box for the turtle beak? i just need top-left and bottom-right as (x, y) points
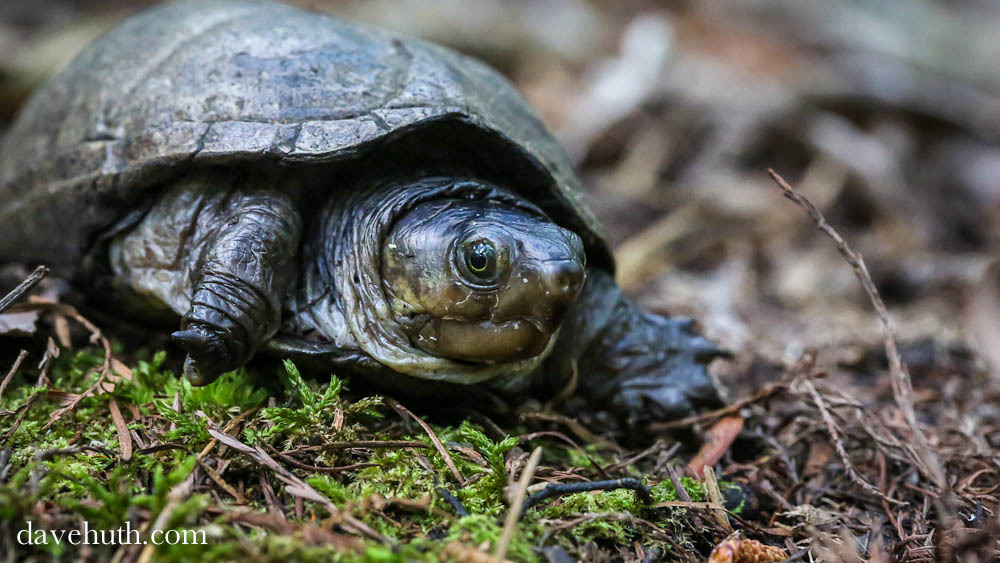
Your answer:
(538, 258), (586, 315)
(511, 228), (587, 328)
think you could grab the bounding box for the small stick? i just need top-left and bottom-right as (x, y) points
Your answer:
(653, 500), (726, 510)
(0, 266), (48, 314)
(6, 301), (116, 430)
(0, 350), (28, 404)
(519, 411), (613, 448)
(666, 465), (692, 503)
(802, 376), (903, 505)
(665, 463), (718, 532)
(521, 478), (653, 516)
(436, 486), (469, 517)
(606, 439), (675, 473)
(267, 444), (378, 474)
(259, 472), (285, 518)
(386, 398), (464, 484)
(198, 459), (247, 504)
(280, 440), (430, 455)
(496, 446), (542, 563)
(648, 381), (789, 431)
(1, 394), (41, 447)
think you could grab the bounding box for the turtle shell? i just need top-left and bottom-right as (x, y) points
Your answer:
(0, 0), (612, 273)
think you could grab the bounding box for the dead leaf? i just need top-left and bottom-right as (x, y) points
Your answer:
(688, 415), (744, 477)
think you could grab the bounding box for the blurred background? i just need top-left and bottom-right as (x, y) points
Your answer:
(3, 0), (1000, 391)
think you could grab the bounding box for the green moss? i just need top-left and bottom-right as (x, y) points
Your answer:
(0, 349), (711, 561)
(650, 477), (705, 503)
(253, 360), (383, 450)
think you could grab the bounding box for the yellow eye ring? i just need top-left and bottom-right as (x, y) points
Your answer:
(469, 252), (488, 272)
(464, 240), (497, 281)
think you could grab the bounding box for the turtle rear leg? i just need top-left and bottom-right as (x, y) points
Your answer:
(109, 172), (302, 384)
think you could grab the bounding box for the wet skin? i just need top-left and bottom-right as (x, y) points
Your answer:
(381, 198), (586, 364)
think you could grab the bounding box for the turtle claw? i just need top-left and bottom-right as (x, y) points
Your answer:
(172, 325), (235, 385)
(609, 365), (723, 427)
(608, 325), (725, 427)
(181, 355), (210, 385)
(579, 307), (726, 428)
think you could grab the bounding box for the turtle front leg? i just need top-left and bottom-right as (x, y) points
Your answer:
(547, 270), (725, 426)
(172, 190), (302, 384)
(109, 175), (302, 385)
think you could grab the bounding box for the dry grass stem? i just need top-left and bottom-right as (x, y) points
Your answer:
(496, 446), (542, 563)
(702, 466), (732, 533)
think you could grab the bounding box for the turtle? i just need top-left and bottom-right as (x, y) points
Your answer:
(0, 0), (724, 424)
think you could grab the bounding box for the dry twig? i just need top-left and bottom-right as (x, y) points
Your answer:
(198, 459), (247, 504)
(280, 440), (429, 455)
(0, 265), (48, 314)
(496, 446), (542, 562)
(6, 300), (116, 430)
(0, 349), (28, 403)
(768, 169), (957, 530)
(386, 397), (464, 484)
(799, 376), (904, 505)
(648, 381), (789, 431)
(203, 419), (388, 543)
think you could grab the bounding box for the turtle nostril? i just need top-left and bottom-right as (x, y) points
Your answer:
(550, 260), (585, 299)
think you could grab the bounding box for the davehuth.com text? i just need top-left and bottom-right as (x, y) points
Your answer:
(17, 521), (207, 546)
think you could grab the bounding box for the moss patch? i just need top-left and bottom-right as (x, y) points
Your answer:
(0, 347), (721, 561)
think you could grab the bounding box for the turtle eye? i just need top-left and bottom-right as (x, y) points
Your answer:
(461, 240), (498, 284)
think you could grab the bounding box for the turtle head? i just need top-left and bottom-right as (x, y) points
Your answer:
(381, 196), (586, 364)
